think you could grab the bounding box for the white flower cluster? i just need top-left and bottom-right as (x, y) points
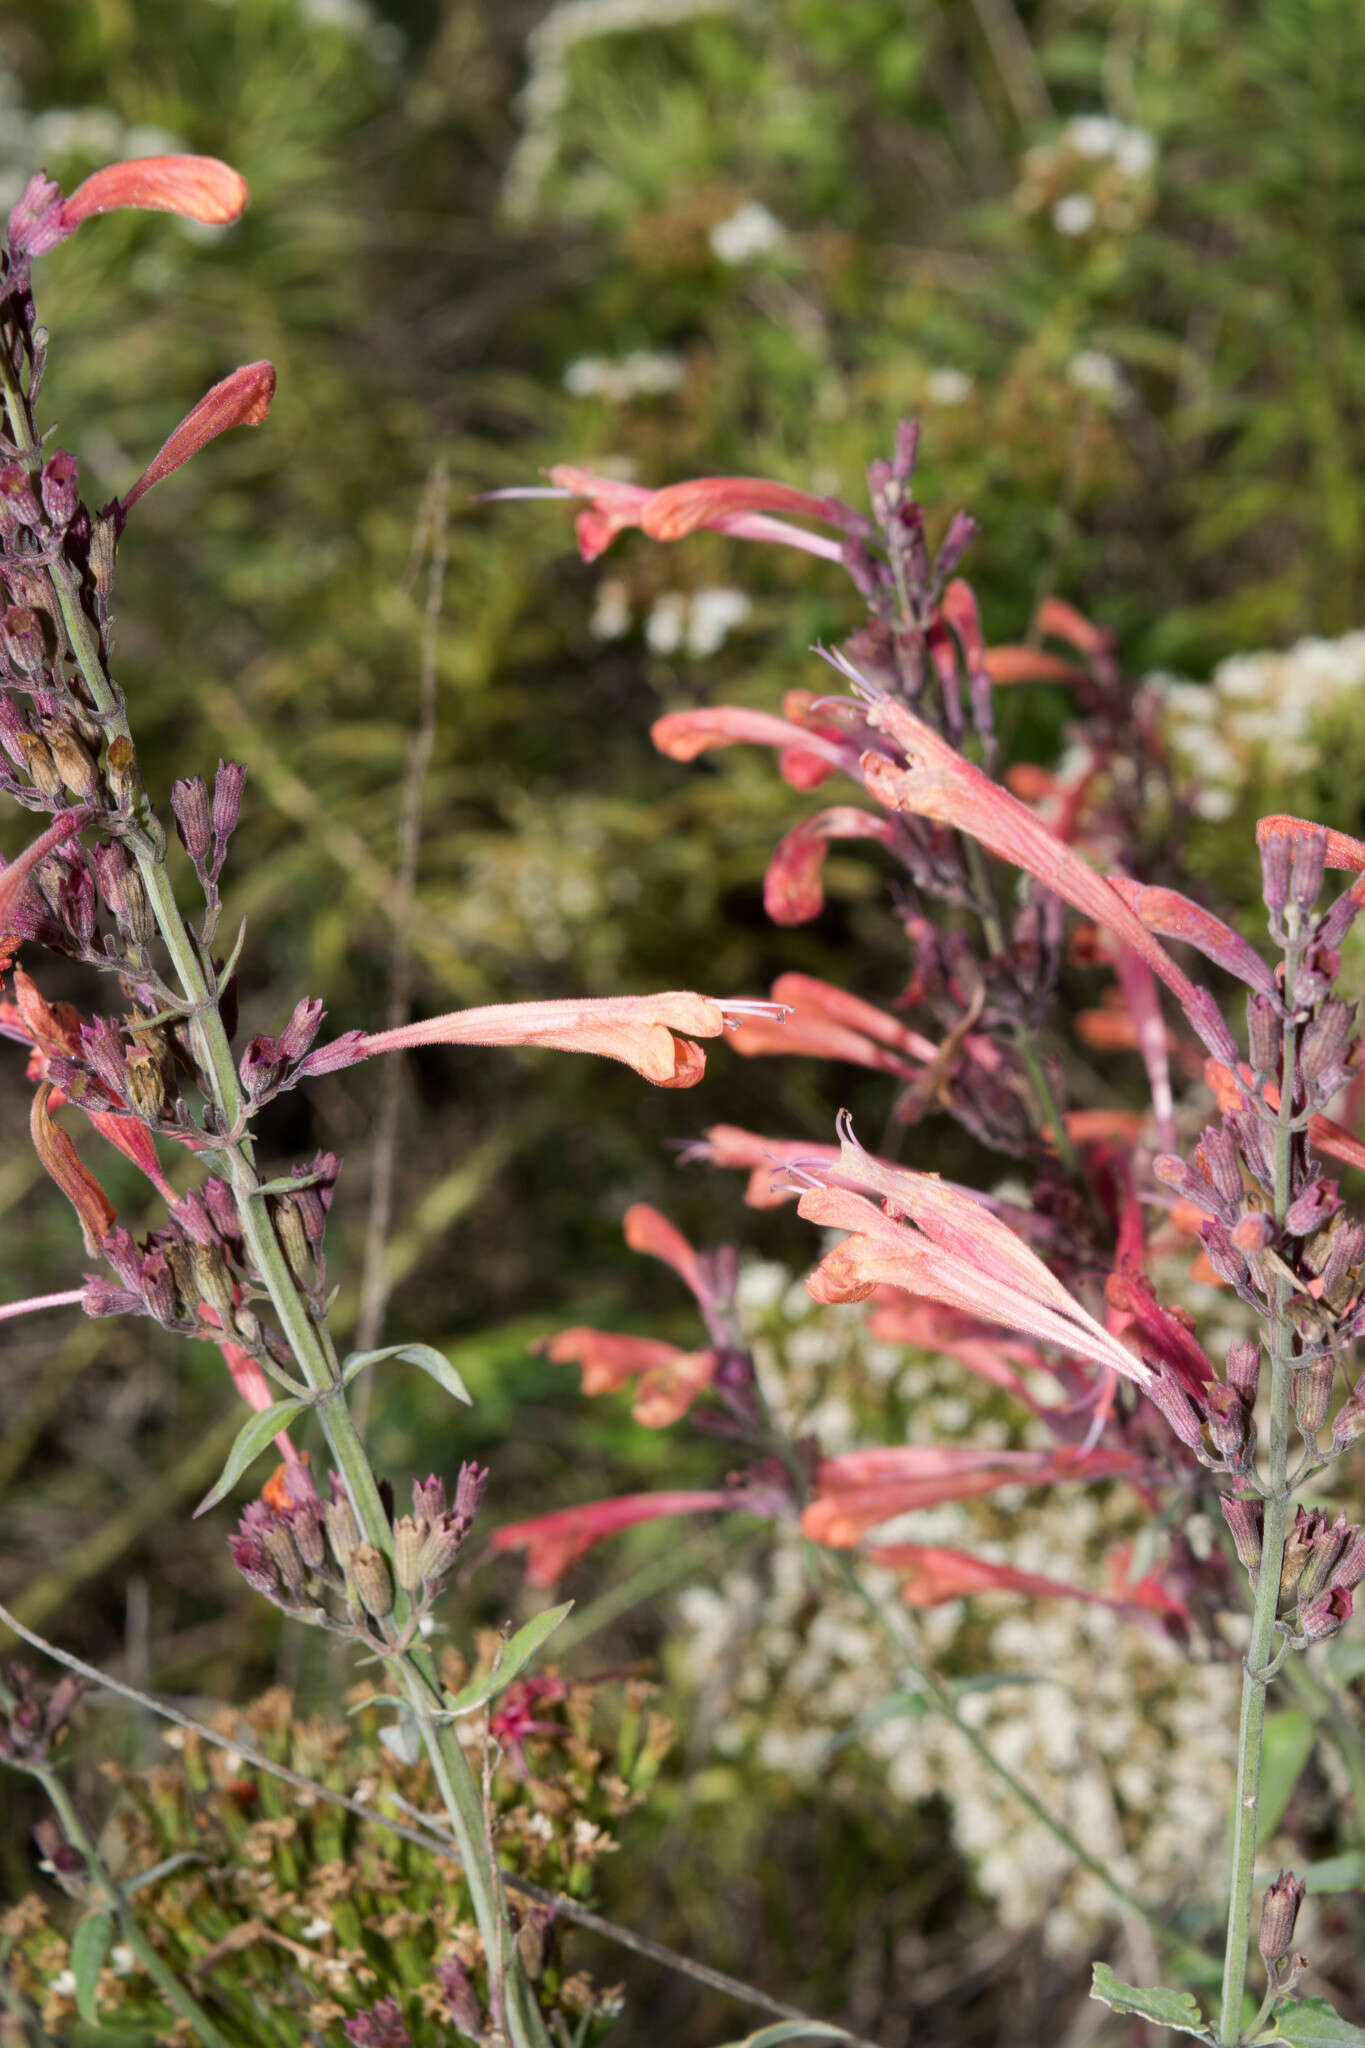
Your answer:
(709, 200), (786, 266)
(588, 579), (751, 654)
(562, 351), (687, 402)
(672, 1261), (1242, 1951)
(1150, 629), (1365, 821)
(1016, 111), (1158, 244)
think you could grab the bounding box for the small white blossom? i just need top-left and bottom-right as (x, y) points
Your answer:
(709, 199), (785, 265)
(686, 586), (751, 656)
(1067, 349), (1125, 400)
(926, 367), (975, 407)
(589, 576), (631, 640)
(1052, 192), (1096, 236)
(644, 591), (686, 655)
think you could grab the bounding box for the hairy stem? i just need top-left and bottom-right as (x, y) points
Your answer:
(1217, 946), (1301, 2044)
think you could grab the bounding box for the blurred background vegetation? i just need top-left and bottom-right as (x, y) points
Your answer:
(4, 0), (1365, 2038)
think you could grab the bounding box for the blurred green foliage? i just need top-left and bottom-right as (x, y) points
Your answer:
(4, 0), (1365, 2036)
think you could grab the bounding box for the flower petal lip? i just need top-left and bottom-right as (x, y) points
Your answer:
(60, 155), (249, 229)
(119, 362), (277, 514)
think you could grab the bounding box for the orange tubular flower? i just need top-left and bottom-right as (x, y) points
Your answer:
(0, 809), (90, 939)
(869, 1541), (1167, 1616)
(358, 992), (781, 1089)
(538, 1327), (717, 1429)
(119, 362), (277, 516)
(30, 1082), (116, 1253)
(725, 973), (938, 1077)
(489, 1489), (738, 1587)
(541, 465), (849, 565)
(763, 807), (900, 925)
(62, 155), (249, 229)
(802, 1443), (1144, 1548)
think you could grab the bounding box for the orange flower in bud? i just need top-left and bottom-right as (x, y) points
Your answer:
(359, 992), (776, 1088)
(119, 362), (276, 515)
(30, 1082), (116, 1253)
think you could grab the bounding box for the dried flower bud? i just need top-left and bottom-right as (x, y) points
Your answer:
(1292, 1361), (1333, 1438)
(261, 1517), (306, 1596)
(393, 1514), (426, 1592)
(275, 1198), (313, 1288)
(1285, 1179), (1341, 1238)
(1331, 1398), (1365, 1454)
(138, 1251), (178, 1325)
(0, 463), (43, 536)
(19, 729), (64, 801)
(188, 1239), (236, 1322)
(105, 735), (137, 810)
(1289, 829), (1327, 912)
(40, 451), (80, 527)
(1199, 1220), (1250, 1289)
(1301, 999), (1353, 1083)
(1246, 994), (1281, 1074)
(1280, 1507), (1317, 1601)
(349, 1543), (393, 1620)
(286, 1493), (328, 1572)
(1330, 1526), (1365, 1592)
(1298, 1513), (1350, 1603)
(211, 759), (247, 852)
(1206, 1383), (1250, 1461)
(1258, 1870), (1306, 1966)
(515, 1903), (555, 1980)
(1227, 1340), (1262, 1405)
(1, 605), (50, 676)
(123, 1042), (169, 1120)
(276, 997), (325, 1064)
(324, 1475), (362, 1571)
(1200, 1127), (1245, 1204)
(1297, 1583), (1352, 1642)
(1220, 1492), (1263, 1572)
(171, 775), (211, 863)
(1153, 1153), (1226, 1218)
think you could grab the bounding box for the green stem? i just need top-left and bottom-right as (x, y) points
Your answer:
(34, 1765), (233, 2048)
(1, 338), (549, 2048)
(1217, 950), (1301, 2045)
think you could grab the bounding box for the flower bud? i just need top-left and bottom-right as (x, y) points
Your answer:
(212, 759), (247, 850)
(1199, 1220), (1249, 1289)
(1153, 1153), (1226, 1217)
(1246, 994), (1281, 1074)
(0, 462), (42, 536)
(1301, 999), (1353, 1083)
(138, 1251), (178, 1326)
(1279, 1507), (1317, 1601)
(1232, 1207), (1275, 1254)
(412, 1474), (445, 1529)
(1220, 1492), (1263, 1572)
(1297, 1513), (1350, 1604)
(393, 1515), (426, 1592)
(171, 775), (211, 863)
(1330, 1526), (1365, 1592)
(1258, 1870), (1305, 1966)
(349, 1543), (393, 1620)
(1207, 1383), (1250, 1461)
(45, 725), (98, 805)
(414, 1517), (466, 1586)
(261, 1517), (306, 1597)
(287, 1494), (328, 1572)
(1292, 1361), (1332, 1438)
(324, 1477), (361, 1571)
(229, 1532), (280, 1599)
(1200, 1126), (1244, 1204)
(1260, 834), (1292, 916)
(1331, 1398), (1365, 1454)
(1285, 1179), (1341, 1238)
(105, 735), (137, 810)
(1291, 829), (1327, 912)
(19, 729), (64, 801)
(275, 1198), (314, 1289)
(1, 605), (50, 676)
(1227, 1340), (1262, 1405)
(40, 452), (79, 527)
(1297, 1583), (1352, 1642)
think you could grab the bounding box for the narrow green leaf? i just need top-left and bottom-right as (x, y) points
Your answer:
(193, 1398), (308, 1517)
(1089, 1963), (1210, 2037)
(1257, 1711), (1316, 1845)
(1270, 1996), (1365, 2045)
(340, 1342), (472, 1406)
(441, 1602), (574, 1716)
(122, 1851), (205, 1896)
(711, 2024), (850, 2048)
(1255, 1853), (1365, 1894)
(71, 1909), (113, 2026)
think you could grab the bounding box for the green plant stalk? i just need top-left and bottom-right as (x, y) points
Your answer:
(1217, 954), (1301, 2045)
(0, 351), (550, 2048)
(33, 1762), (233, 2048)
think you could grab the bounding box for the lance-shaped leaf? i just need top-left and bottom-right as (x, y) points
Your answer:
(489, 1489), (738, 1586)
(726, 973), (937, 1077)
(536, 1326), (716, 1427)
(340, 1340), (472, 1406)
(763, 806), (899, 924)
(1107, 877), (1277, 998)
(70, 1911), (114, 2027)
(30, 1083), (116, 1253)
(0, 809), (90, 937)
(803, 1444), (1143, 1547)
(194, 1397), (309, 1517)
(120, 362), (276, 514)
(357, 991), (775, 1089)
(439, 1602), (574, 1717)
(1089, 1965), (1210, 2039)
(847, 676), (1235, 1059)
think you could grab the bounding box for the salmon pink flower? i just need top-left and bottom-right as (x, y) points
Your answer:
(651, 703), (858, 789)
(537, 1327), (717, 1428)
(763, 806), (900, 924)
(685, 1123), (845, 1208)
(724, 973), (938, 1078)
(30, 1082), (116, 1254)
(493, 464), (853, 565)
(837, 657), (1236, 1060)
(8, 156), (248, 261)
(869, 1541), (1164, 1614)
(488, 1489), (739, 1586)
(356, 991), (782, 1088)
(0, 810), (90, 941)
(119, 362), (276, 517)
(802, 1442), (1145, 1547)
